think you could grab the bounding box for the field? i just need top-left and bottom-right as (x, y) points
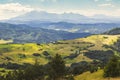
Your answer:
(75, 70), (120, 80)
(0, 35), (119, 66)
(0, 35), (120, 79)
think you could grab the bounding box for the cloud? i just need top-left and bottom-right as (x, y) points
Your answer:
(98, 3), (115, 7)
(0, 3), (33, 20)
(75, 9), (120, 17)
(94, 0), (112, 2)
(41, 8), (120, 17)
(106, 0), (112, 1)
(94, 0), (99, 2)
(39, 0), (57, 2)
(0, 2), (119, 20)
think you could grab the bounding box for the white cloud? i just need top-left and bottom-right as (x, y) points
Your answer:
(94, 0), (99, 2)
(0, 3), (119, 20)
(98, 3), (115, 7)
(0, 3), (33, 20)
(39, 0), (57, 2)
(106, 0), (112, 1)
(94, 0), (112, 2)
(41, 8), (120, 17)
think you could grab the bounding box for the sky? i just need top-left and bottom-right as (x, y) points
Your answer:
(0, 0), (120, 20)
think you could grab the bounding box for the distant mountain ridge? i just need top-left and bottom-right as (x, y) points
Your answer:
(104, 28), (120, 35)
(2, 11), (120, 34)
(20, 22), (120, 34)
(0, 22), (91, 43)
(8, 11), (88, 23)
(4, 11), (120, 24)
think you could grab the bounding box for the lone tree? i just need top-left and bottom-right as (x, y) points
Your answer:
(104, 55), (120, 77)
(47, 54), (66, 80)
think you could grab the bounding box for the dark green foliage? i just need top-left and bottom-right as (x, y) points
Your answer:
(1, 54), (74, 80)
(64, 53), (79, 59)
(1, 62), (45, 80)
(70, 60), (101, 75)
(84, 50), (114, 63)
(113, 39), (120, 52)
(0, 63), (32, 70)
(47, 54), (67, 80)
(42, 51), (50, 56)
(2, 70), (25, 80)
(32, 53), (41, 57)
(104, 39), (120, 54)
(104, 55), (120, 77)
(2, 62), (22, 69)
(104, 28), (120, 35)
(89, 64), (98, 73)
(0, 47), (12, 53)
(18, 54), (26, 58)
(70, 61), (90, 75)
(42, 51), (52, 59)
(90, 60), (102, 69)
(4, 57), (13, 61)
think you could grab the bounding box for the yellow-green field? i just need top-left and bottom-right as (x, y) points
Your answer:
(74, 70), (120, 80)
(0, 35), (119, 65)
(0, 35), (120, 79)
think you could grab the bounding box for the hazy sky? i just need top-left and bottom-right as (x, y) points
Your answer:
(0, 0), (120, 20)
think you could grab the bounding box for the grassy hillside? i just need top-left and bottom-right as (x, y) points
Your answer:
(0, 34), (119, 66)
(75, 70), (120, 80)
(0, 34), (120, 80)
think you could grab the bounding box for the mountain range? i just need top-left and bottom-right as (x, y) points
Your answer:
(0, 22), (90, 43)
(4, 11), (120, 24)
(104, 28), (120, 35)
(24, 22), (120, 34)
(2, 11), (120, 34)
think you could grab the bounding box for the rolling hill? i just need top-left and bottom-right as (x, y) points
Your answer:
(25, 22), (120, 34)
(7, 21), (120, 34)
(0, 33), (120, 79)
(5, 11), (120, 24)
(0, 34), (119, 65)
(74, 70), (120, 80)
(0, 27), (120, 79)
(104, 28), (120, 35)
(3, 11), (120, 34)
(3, 21), (120, 34)
(0, 22), (90, 43)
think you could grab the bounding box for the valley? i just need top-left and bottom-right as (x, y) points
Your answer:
(0, 23), (90, 43)
(0, 34), (118, 65)
(0, 22), (120, 80)
(0, 0), (120, 80)
(0, 33), (120, 79)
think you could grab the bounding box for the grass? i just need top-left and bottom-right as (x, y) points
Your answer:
(74, 70), (120, 80)
(81, 35), (119, 45)
(0, 68), (12, 76)
(0, 35), (120, 78)
(0, 35), (119, 65)
(78, 35), (119, 50)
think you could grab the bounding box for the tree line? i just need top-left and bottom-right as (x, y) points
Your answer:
(1, 53), (119, 80)
(1, 53), (102, 80)
(1, 54), (74, 80)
